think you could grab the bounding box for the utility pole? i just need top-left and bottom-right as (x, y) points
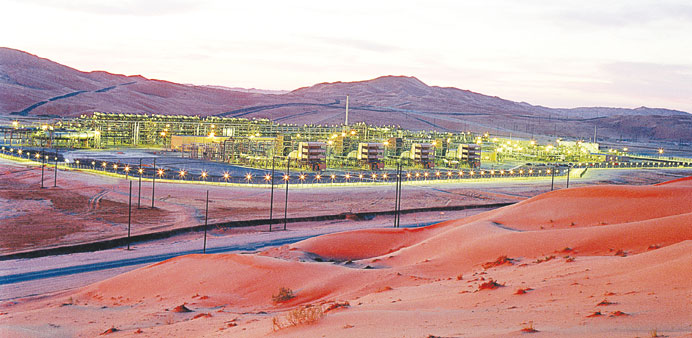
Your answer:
(53, 150), (58, 187)
(127, 181), (132, 250)
(269, 156), (275, 232)
(203, 190), (209, 254)
(345, 95), (349, 126)
(550, 165), (555, 191)
(151, 158), (156, 208)
(566, 166), (571, 188)
(137, 158), (142, 208)
(394, 163), (400, 228)
(283, 157), (290, 231)
(40, 149), (45, 189)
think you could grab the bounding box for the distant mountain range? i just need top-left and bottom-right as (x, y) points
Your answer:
(1, 47), (691, 144)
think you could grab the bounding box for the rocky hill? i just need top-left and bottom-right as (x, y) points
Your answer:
(2, 47), (691, 144)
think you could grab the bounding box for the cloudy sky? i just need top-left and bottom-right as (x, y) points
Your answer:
(2, 0), (692, 112)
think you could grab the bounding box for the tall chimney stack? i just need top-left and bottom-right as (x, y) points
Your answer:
(345, 95), (349, 126)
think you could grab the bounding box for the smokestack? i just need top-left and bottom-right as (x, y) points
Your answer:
(345, 95), (349, 126)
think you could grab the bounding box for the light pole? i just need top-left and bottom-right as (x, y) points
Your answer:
(40, 150), (45, 189)
(203, 190), (209, 253)
(137, 158), (142, 208)
(127, 180), (132, 250)
(269, 156), (275, 232)
(550, 166), (555, 191)
(283, 157), (290, 231)
(151, 158), (156, 208)
(53, 151), (58, 187)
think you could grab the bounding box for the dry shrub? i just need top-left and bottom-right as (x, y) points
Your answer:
(99, 326), (118, 335)
(515, 288), (533, 295)
(520, 321), (538, 333)
(482, 255), (514, 269)
(597, 299), (615, 306)
(609, 311), (629, 317)
(324, 301), (350, 313)
(586, 311), (602, 318)
(478, 279), (504, 291)
(272, 287), (295, 303)
(272, 304), (324, 331)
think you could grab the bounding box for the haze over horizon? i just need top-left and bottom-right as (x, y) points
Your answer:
(2, 0), (692, 113)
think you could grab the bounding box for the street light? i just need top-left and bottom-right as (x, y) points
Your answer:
(245, 173), (253, 182)
(201, 171), (208, 180)
(179, 170), (186, 179)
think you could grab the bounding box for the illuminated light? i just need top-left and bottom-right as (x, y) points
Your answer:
(500, 170), (505, 175)
(530, 140), (536, 145)
(255, 132), (260, 137)
(35, 153), (41, 159)
(344, 174), (351, 179)
(208, 132), (215, 138)
(469, 171), (475, 175)
(264, 174), (270, 181)
(406, 173), (412, 178)
(447, 171), (453, 176)
(519, 170), (524, 174)
(138, 168), (143, 174)
(538, 170), (542, 174)
(201, 171), (208, 178)
(458, 171), (463, 176)
(12, 121), (19, 128)
(179, 170), (187, 178)
(424, 172), (429, 177)
(359, 174), (364, 179)
(315, 174), (322, 180)
(330, 174), (336, 179)
(480, 171), (485, 175)
(529, 169), (533, 174)
(382, 173), (388, 179)
(75, 160), (80, 164)
(415, 172), (421, 178)
(622, 147), (628, 152)
(41, 125), (48, 131)
(435, 171), (441, 177)
(432, 140), (437, 146)
(490, 170), (495, 175)
(210, 124), (215, 128)
(341, 132), (346, 137)
(245, 173), (253, 181)
(157, 169), (164, 176)
(283, 174), (289, 181)
(299, 174), (306, 180)
(510, 170), (514, 174)
(658, 148), (664, 154)
(350, 130), (356, 135)
(328, 140), (333, 145)
(102, 162), (107, 167)
(113, 164), (118, 170)
(124, 166), (130, 172)
(372, 173), (377, 179)
(91, 161), (96, 165)
(546, 169), (551, 174)
(17, 149), (22, 154)
(383, 140), (390, 146)
(160, 131), (166, 137)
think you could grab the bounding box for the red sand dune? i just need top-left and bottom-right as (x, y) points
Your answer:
(3, 177), (692, 337)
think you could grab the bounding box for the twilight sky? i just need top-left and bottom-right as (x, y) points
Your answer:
(2, 0), (692, 113)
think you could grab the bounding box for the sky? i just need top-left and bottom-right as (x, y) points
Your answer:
(2, 0), (692, 113)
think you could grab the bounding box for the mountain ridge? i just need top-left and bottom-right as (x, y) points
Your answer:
(2, 47), (691, 143)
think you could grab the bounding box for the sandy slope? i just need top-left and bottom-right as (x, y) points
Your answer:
(1, 177), (691, 337)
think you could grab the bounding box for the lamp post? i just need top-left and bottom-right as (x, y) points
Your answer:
(203, 190), (209, 253)
(40, 150), (45, 189)
(53, 151), (58, 187)
(151, 158), (156, 208)
(283, 157), (290, 231)
(269, 156), (275, 232)
(127, 181), (132, 250)
(137, 158), (142, 208)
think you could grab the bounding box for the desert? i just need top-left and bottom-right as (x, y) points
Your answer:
(2, 160), (691, 337)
